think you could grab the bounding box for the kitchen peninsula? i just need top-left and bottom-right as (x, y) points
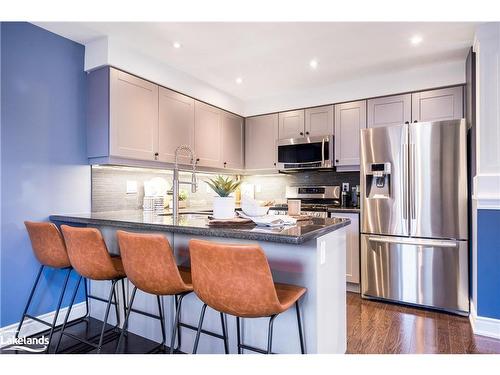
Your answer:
(50, 210), (350, 354)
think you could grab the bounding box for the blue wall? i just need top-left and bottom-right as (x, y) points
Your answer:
(0, 22), (90, 327)
(477, 208), (500, 320)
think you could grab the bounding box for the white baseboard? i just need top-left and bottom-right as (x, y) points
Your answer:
(0, 302), (87, 348)
(469, 302), (500, 339)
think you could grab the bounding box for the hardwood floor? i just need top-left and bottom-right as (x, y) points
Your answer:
(3, 293), (500, 354)
(346, 292), (500, 354)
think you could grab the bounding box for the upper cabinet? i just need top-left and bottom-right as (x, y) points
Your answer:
(245, 114), (279, 170)
(278, 110), (305, 139)
(367, 94), (411, 128)
(109, 68), (159, 161)
(412, 86), (463, 122)
(221, 111), (244, 170)
(305, 105), (334, 136)
(334, 100), (366, 169)
(158, 87), (195, 164)
(194, 101), (223, 168)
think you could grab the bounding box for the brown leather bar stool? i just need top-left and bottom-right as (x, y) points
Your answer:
(16, 222), (89, 353)
(115, 230), (229, 354)
(55, 225), (126, 353)
(189, 239), (306, 354)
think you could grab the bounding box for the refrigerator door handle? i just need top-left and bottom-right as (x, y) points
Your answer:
(409, 143), (416, 220)
(367, 236), (458, 248)
(402, 144), (408, 220)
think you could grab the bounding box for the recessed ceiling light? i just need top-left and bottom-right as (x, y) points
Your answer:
(410, 35), (423, 45)
(309, 59), (318, 69)
(235, 77), (243, 84)
(173, 41), (182, 49)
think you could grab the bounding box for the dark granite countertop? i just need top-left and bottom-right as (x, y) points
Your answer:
(50, 210), (351, 245)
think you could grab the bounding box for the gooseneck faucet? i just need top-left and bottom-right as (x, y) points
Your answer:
(172, 145), (198, 222)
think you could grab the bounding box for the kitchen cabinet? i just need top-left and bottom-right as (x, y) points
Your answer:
(331, 212), (360, 284)
(412, 86), (463, 122)
(334, 100), (366, 169)
(278, 109), (305, 139)
(305, 105), (334, 136)
(158, 87), (195, 164)
(221, 111), (244, 169)
(245, 114), (279, 170)
(367, 94), (411, 128)
(194, 101), (223, 168)
(109, 68), (159, 161)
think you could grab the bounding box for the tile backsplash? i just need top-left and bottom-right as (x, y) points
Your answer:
(91, 165), (360, 212)
(91, 166), (236, 212)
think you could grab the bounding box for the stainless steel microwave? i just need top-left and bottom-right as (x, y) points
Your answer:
(276, 135), (333, 170)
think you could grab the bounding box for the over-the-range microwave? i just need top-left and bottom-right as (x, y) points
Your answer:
(276, 135), (334, 170)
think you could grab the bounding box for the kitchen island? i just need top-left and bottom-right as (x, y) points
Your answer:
(50, 210), (350, 354)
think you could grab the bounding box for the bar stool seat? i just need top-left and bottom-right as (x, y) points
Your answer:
(189, 239), (307, 354)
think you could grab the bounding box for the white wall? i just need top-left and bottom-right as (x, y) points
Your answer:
(244, 59), (466, 116)
(473, 23), (500, 207)
(85, 37), (246, 116)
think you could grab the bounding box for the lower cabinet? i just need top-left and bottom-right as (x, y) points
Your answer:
(331, 212), (360, 284)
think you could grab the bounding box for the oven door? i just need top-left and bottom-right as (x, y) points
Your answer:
(277, 136), (332, 170)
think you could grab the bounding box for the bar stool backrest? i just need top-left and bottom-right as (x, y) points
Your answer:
(24, 221), (71, 268)
(116, 230), (190, 295)
(189, 239), (282, 318)
(61, 225), (118, 280)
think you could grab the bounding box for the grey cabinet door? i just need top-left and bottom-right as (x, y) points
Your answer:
(245, 114), (279, 170)
(221, 111), (244, 170)
(333, 212), (360, 284)
(194, 101), (223, 168)
(158, 87), (195, 164)
(305, 105), (334, 136)
(412, 86), (463, 122)
(334, 100), (366, 167)
(278, 109), (305, 139)
(109, 68), (159, 160)
(367, 94), (411, 128)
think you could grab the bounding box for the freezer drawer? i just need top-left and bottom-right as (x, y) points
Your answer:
(361, 234), (469, 314)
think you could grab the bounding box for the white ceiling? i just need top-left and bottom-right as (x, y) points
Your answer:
(36, 22), (478, 102)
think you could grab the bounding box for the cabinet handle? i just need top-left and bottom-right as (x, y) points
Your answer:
(336, 159), (339, 163)
(154, 152), (159, 156)
(404, 121), (409, 125)
(274, 162), (276, 166)
(413, 120), (418, 123)
(305, 131), (310, 135)
(196, 158), (200, 162)
(300, 132), (304, 136)
(224, 162), (227, 167)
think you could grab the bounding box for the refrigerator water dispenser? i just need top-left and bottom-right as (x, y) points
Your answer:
(365, 163), (391, 198)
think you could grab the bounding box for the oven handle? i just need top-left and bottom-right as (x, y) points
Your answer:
(321, 138), (325, 166)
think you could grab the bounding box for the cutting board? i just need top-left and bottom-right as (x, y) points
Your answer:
(207, 217), (254, 226)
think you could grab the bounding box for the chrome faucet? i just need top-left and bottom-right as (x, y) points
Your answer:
(172, 145), (198, 221)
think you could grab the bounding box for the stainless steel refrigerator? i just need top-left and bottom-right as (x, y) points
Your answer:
(360, 119), (469, 315)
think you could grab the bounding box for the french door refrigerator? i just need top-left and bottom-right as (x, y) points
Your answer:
(360, 119), (469, 315)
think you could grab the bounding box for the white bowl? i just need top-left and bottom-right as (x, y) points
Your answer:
(241, 204), (270, 217)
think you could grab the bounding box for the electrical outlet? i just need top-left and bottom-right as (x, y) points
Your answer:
(126, 180), (137, 194)
(320, 241), (326, 265)
(342, 182), (350, 192)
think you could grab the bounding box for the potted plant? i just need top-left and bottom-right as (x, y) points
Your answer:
(178, 190), (188, 209)
(206, 175), (242, 219)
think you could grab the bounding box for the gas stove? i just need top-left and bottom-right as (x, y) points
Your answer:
(268, 185), (341, 218)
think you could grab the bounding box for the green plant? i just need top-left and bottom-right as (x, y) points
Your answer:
(179, 190), (188, 201)
(206, 175), (242, 197)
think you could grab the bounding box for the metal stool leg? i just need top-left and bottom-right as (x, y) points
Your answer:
(115, 286), (137, 353)
(220, 313), (229, 354)
(236, 316), (242, 354)
(267, 315), (277, 354)
(54, 275), (82, 353)
(96, 279), (119, 353)
(169, 293), (187, 354)
(111, 280), (120, 327)
(44, 268), (72, 353)
(295, 301), (305, 354)
(192, 303), (207, 354)
(15, 265), (44, 339)
(157, 295), (166, 347)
